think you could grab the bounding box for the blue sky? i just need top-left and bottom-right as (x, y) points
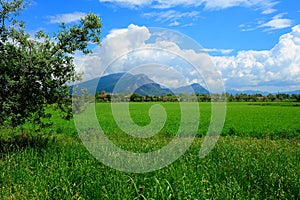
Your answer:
(18, 0), (300, 92)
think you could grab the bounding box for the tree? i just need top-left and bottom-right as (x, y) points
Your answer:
(292, 94), (300, 102)
(130, 93), (141, 102)
(226, 93), (234, 102)
(0, 0), (102, 130)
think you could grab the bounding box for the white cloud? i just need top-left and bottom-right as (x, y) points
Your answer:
(241, 13), (293, 32)
(169, 21), (180, 27)
(99, 0), (151, 8)
(74, 24), (222, 92)
(258, 13), (293, 31)
(143, 10), (200, 26)
(152, 0), (204, 9)
(261, 8), (277, 15)
(99, 0), (203, 9)
(204, 0), (278, 11)
(75, 24), (150, 80)
(213, 24), (300, 91)
(75, 24), (300, 93)
(49, 12), (86, 24)
(203, 48), (234, 55)
(183, 23), (194, 27)
(99, 0), (278, 11)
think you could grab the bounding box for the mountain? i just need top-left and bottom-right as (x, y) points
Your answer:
(227, 89), (300, 96)
(73, 74), (300, 96)
(97, 73), (155, 94)
(135, 83), (173, 96)
(284, 90), (300, 95)
(73, 73), (173, 96)
(226, 89), (270, 96)
(72, 73), (209, 96)
(174, 83), (209, 95)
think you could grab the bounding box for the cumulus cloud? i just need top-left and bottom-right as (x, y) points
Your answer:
(203, 48), (234, 55)
(49, 12), (86, 24)
(213, 24), (300, 91)
(74, 24), (223, 92)
(74, 24), (150, 80)
(75, 24), (300, 93)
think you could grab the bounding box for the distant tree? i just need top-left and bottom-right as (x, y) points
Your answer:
(0, 0), (102, 130)
(235, 93), (249, 102)
(95, 91), (100, 101)
(118, 93), (130, 102)
(211, 93), (221, 102)
(226, 93), (234, 102)
(276, 93), (290, 101)
(178, 93), (187, 102)
(106, 94), (111, 102)
(266, 94), (276, 102)
(292, 94), (300, 102)
(130, 93), (141, 102)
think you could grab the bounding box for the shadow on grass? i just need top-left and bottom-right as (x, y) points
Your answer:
(0, 134), (55, 157)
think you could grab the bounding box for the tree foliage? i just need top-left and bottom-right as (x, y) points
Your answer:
(0, 0), (101, 129)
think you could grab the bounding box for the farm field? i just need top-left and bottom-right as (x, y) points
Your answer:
(1, 102), (300, 199)
(95, 102), (300, 139)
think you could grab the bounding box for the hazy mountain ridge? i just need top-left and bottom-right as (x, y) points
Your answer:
(73, 73), (208, 96)
(174, 83), (209, 95)
(227, 89), (300, 95)
(74, 73), (300, 96)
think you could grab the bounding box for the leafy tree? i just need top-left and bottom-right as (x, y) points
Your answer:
(292, 94), (300, 102)
(226, 93), (234, 102)
(0, 0), (102, 130)
(130, 93), (141, 102)
(266, 94), (276, 102)
(276, 93), (290, 101)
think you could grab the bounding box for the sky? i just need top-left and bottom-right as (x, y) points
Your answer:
(17, 0), (300, 92)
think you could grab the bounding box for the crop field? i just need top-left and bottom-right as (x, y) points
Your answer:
(95, 102), (300, 139)
(1, 102), (300, 199)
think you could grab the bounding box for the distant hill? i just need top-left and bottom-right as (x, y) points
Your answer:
(284, 90), (300, 95)
(227, 89), (300, 95)
(72, 74), (300, 96)
(226, 89), (270, 96)
(174, 83), (209, 95)
(72, 73), (209, 96)
(134, 83), (174, 96)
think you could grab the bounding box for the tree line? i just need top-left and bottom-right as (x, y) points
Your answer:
(96, 91), (300, 102)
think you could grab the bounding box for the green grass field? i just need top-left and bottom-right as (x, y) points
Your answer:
(1, 102), (300, 199)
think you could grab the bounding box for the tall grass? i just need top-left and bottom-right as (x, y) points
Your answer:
(1, 102), (300, 199)
(1, 136), (299, 199)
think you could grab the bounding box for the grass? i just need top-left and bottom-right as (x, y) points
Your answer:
(1, 102), (300, 199)
(95, 102), (300, 139)
(1, 136), (299, 199)
(223, 102), (300, 139)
